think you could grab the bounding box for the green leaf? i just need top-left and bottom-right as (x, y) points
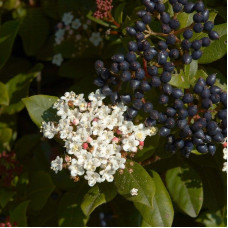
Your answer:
(0, 128), (12, 143)
(177, 12), (194, 29)
(170, 70), (190, 89)
(1, 64), (43, 115)
(19, 8), (50, 56)
(114, 3), (126, 24)
(10, 200), (30, 226)
(81, 183), (117, 216)
(0, 20), (20, 69)
(138, 171), (174, 227)
(114, 160), (155, 207)
(0, 189), (15, 208)
(166, 164), (203, 217)
(0, 82), (9, 105)
(197, 23), (227, 64)
(58, 192), (87, 227)
(184, 60), (198, 83)
(22, 95), (58, 127)
(28, 171), (55, 211)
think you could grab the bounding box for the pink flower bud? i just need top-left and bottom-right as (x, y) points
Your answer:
(65, 155), (71, 163)
(116, 129), (122, 135)
(112, 137), (119, 143)
(82, 143), (89, 150)
(87, 137), (93, 143)
(93, 118), (99, 122)
(139, 141), (144, 146)
(72, 118), (79, 125)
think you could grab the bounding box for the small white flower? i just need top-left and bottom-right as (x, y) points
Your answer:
(72, 18), (81, 29)
(89, 32), (102, 47)
(130, 188), (138, 196)
(51, 156), (63, 173)
(52, 53), (63, 66)
(62, 12), (74, 26)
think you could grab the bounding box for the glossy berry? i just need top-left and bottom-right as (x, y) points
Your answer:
(194, 129), (205, 140)
(135, 92), (144, 99)
(202, 98), (212, 109)
(130, 61), (141, 71)
(202, 9), (209, 21)
(148, 66), (158, 76)
(125, 52), (136, 62)
(183, 53), (192, 64)
(191, 40), (202, 50)
(194, 1), (205, 12)
(144, 48), (157, 61)
(197, 145), (208, 153)
(193, 23), (204, 33)
(145, 118), (156, 127)
(160, 71), (172, 83)
(158, 41), (168, 50)
(135, 21), (146, 32)
(157, 51), (168, 65)
(111, 54), (124, 63)
(173, 3), (182, 12)
(120, 94), (131, 104)
(151, 76), (161, 87)
(172, 88), (183, 99)
(150, 110), (159, 120)
(220, 92), (227, 107)
(144, 1), (155, 12)
(166, 107), (176, 117)
(119, 61), (129, 71)
(94, 78), (105, 87)
(162, 24), (172, 34)
(131, 80), (141, 90)
(166, 34), (177, 45)
(159, 94), (169, 104)
(174, 99), (184, 109)
(209, 31), (219, 40)
(181, 40), (191, 50)
(136, 32), (145, 41)
(178, 109), (188, 119)
(184, 2), (195, 13)
(169, 19), (180, 29)
(204, 21), (214, 32)
(201, 37), (211, 47)
(128, 41), (138, 52)
(193, 13), (204, 23)
(156, 3), (165, 12)
(142, 13), (152, 24)
(161, 12), (170, 24)
(208, 144), (216, 156)
(126, 27), (137, 36)
(141, 81), (151, 91)
(127, 108), (138, 118)
(121, 71), (131, 81)
(210, 85), (221, 94)
(175, 139), (185, 149)
(204, 111), (212, 121)
(188, 105), (197, 117)
(183, 94), (193, 103)
(165, 118), (176, 129)
(163, 83), (173, 95)
(102, 85), (112, 96)
(183, 29), (193, 39)
(192, 50), (202, 60)
(133, 99), (143, 110)
(137, 10), (147, 18)
(213, 132), (224, 142)
(177, 119), (188, 129)
(164, 62), (175, 72)
(169, 49), (180, 59)
(206, 74), (216, 86)
(143, 102), (153, 113)
(160, 127), (171, 137)
(135, 68), (145, 80)
(158, 113), (168, 124)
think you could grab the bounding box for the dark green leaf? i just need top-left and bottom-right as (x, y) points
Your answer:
(114, 160), (155, 207)
(0, 127), (12, 143)
(10, 200), (30, 226)
(28, 171), (55, 211)
(19, 8), (50, 56)
(0, 20), (20, 69)
(0, 189), (15, 208)
(166, 164), (203, 217)
(81, 183), (117, 216)
(0, 82), (9, 105)
(22, 95), (58, 127)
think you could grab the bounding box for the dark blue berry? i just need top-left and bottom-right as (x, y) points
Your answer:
(175, 139), (185, 149)
(183, 94), (194, 103)
(206, 74), (216, 86)
(150, 110), (159, 120)
(140, 81), (151, 91)
(162, 24), (172, 34)
(177, 119), (188, 129)
(178, 0), (188, 4)
(159, 94), (169, 104)
(193, 137), (204, 146)
(211, 93), (220, 103)
(110, 92), (118, 104)
(121, 71), (131, 81)
(158, 40), (168, 50)
(201, 88), (211, 98)
(174, 99), (184, 109)
(202, 9), (209, 22)
(183, 29), (193, 39)
(137, 10), (147, 18)
(160, 127), (171, 137)
(111, 62), (119, 73)
(165, 118), (175, 128)
(125, 52), (136, 62)
(161, 12), (170, 24)
(181, 40), (191, 50)
(136, 32), (145, 41)
(130, 61), (141, 71)
(127, 108), (138, 118)
(191, 40), (202, 50)
(128, 41), (138, 52)
(160, 71), (172, 83)
(164, 62), (175, 72)
(201, 37), (211, 47)
(212, 132), (224, 142)
(94, 78), (105, 87)
(202, 98), (212, 109)
(135, 68), (145, 80)
(192, 50), (202, 60)
(126, 27), (137, 36)
(144, 48), (157, 61)
(183, 53), (192, 64)
(157, 51), (168, 65)
(148, 66), (158, 76)
(188, 105), (197, 116)
(133, 99), (143, 110)
(166, 107), (176, 117)
(169, 49), (180, 59)
(151, 76), (161, 87)
(144, 1), (155, 12)
(194, 129), (205, 140)
(155, 3), (165, 12)
(135, 91), (144, 99)
(182, 125), (192, 137)
(169, 0), (178, 4)
(204, 111), (212, 121)
(142, 12), (152, 24)
(184, 2), (195, 13)
(208, 144), (216, 156)
(172, 88), (183, 99)
(218, 109), (227, 120)
(204, 21), (214, 32)
(100, 68), (111, 80)
(111, 54), (124, 63)
(194, 1), (205, 12)
(193, 13), (204, 23)
(166, 34), (177, 45)
(135, 21), (146, 32)
(102, 85), (112, 96)
(209, 31), (219, 40)
(178, 108), (188, 119)
(163, 83), (173, 95)
(143, 102), (153, 113)
(197, 77), (206, 86)
(169, 19), (180, 29)
(197, 144), (208, 153)
(210, 85), (221, 94)
(119, 61), (129, 71)
(173, 3), (182, 12)
(205, 135), (212, 143)
(220, 92), (227, 107)
(120, 94), (131, 104)
(145, 117), (156, 127)
(193, 23), (204, 33)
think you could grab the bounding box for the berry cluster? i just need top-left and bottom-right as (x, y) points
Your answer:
(93, 0), (226, 157)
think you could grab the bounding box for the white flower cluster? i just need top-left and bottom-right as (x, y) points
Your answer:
(130, 188), (138, 196)
(222, 138), (227, 172)
(41, 90), (157, 186)
(52, 12), (102, 66)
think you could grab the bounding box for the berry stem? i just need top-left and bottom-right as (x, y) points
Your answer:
(143, 58), (150, 79)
